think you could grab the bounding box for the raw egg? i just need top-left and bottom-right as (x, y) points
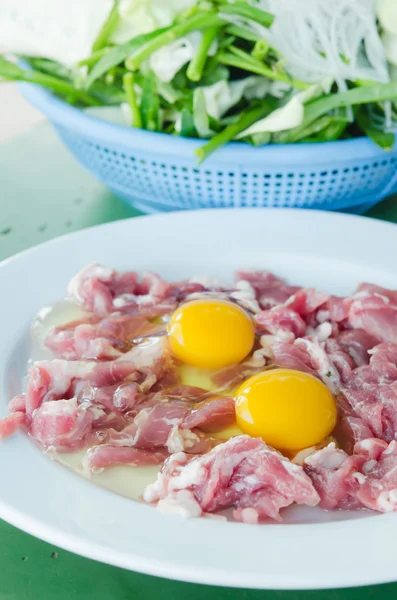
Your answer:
(168, 299), (255, 370)
(235, 369), (337, 451)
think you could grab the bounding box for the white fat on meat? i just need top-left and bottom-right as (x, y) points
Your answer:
(67, 264), (114, 303)
(189, 275), (221, 288)
(295, 338), (341, 394)
(144, 436), (319, 521)
(166, 426), (202, 453)
(229, 281), (261, 314)
(123, 337), (167, 370)
(305, 322), (333, 342)
(157, 490), (203, 518)
(304, 442), (348, 470)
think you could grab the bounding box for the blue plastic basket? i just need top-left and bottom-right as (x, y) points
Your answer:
(20, 81), (397, 214)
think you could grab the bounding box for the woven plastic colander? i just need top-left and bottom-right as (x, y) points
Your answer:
(20, 82), (397, 214)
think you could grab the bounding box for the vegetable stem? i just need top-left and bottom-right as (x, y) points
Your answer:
(217, 48), (309, 90)
(252, 40), (269, 61)
(0, 59), (99, 106)
(219, 2), (274, 28)
(196, 102), (273, 162)
(187, 27), (218, 82)
(225, 24), (260, 42)
(123, 72), (143, 128)
(29, 72), (100, 105)
(125, 12), (224, 72)
(274, 82), (397, 143)
(78, 48), (110, 68)
(92, 1), (120, 52)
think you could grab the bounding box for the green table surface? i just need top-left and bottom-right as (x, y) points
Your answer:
(1, 123), (397, 600)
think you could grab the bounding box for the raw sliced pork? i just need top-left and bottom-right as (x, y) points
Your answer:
(305, 438), (397, 513)
(144, 435), (319, 523)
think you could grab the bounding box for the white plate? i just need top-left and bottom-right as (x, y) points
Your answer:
(1, 208), (397, 590)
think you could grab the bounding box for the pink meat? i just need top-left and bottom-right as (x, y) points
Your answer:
(255, 307), (306, 339)
(77, 381), (141, 413)
(285, 288), (329, 316)
(0, 412), (25, 439)
(144, 436), (319, 523)
(357, 283), (397, 304)
(87, 361), (138, 387)
(339, 343), (397, 442)
(24, 359), (137, 419)
(272, 338), (341, 393)
(169, 281), (207, 302)
(304, 444), (365, 509)
(104, 404), (190, 450)
(67, 264), (115, 316)
(324, 338), (354, 383)
(29, 399), (103, 451)
(182, 396), (235, 432)
(67, 264), (171, 316)
(92, 411), (129, 432)
(165, 385), (208, 401)
(354, 439), (397, 511)
(337, 329), (379, 367)
(113, 382), (142, 411)
(8, 394), (26, 414)
(235, 270), (299, 310)
(368, 343), (397, 381)
(340, 387), (385, 439)
(334, 416), (373, 454)
(46, 314), (150, 360)
(305, 438), (397, 513)
(111, 271), (139, 296)
(348, 294), (397, 343)
(86, 445), (168, 470)
(318, 296), (352, 323)
(272, 339), (316, 375)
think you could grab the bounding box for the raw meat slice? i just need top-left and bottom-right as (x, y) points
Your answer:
(368, 343), (397, 381)
(334, 416), (373, 454)
(144, 435), (319, 522)
(323, 339), (354, 383)
(337, 329), (379, 367)
(284, 289), (329, 316)
(272, 338), (341, 393)
(0, 412), (25, 439)
(304, 443), (364, 509)
(255, 307), (306, 339)
(46, 314), (150, 360)
(348, 294), (397, 343)
(103, 404), (190, 449)
(305, 438), (397, 513)
(86, 445), (168, 470)
(235, 270), (299, 310)
(68, 263), (172, 316)
(29, 398), (104, 451)
(356, 283), (397, 304)
(182, 396), (235, 432)
(67, 264), (115, 316)
(8, 394), (26, 414)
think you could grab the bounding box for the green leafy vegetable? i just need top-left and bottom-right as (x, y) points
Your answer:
(1, 0), (397, 162)
(355, 108), (395, 150)
(92, 1), (120, 52)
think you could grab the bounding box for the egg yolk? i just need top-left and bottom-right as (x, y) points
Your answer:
(235, 369), (337, 451)
(168, 299), (255, 370)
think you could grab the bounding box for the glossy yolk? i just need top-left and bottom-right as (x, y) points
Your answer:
(168, 299), (255, 370)
(235, 369), (337, 451)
